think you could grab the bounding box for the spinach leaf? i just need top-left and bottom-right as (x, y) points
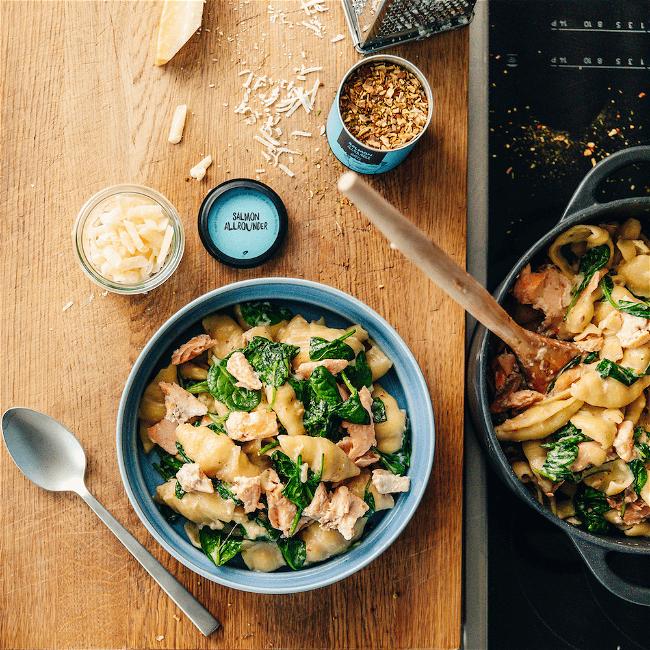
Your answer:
(244, 336), (299, 388)
(628, 459), (648, 495)
(152, 448), (183, 481)
(546, 422), (588, 446)
(199, 526), (243, 566)
(158, 503), (180, 524)
(238, 301), (293, 327)
(342, 350), (372, 389)
(152, 462), (175, 482)
(574, 486), (611, 534)
(303, 398), (340, 438)
(176, 442), (194, 464)
(566, 244), (610, 316)
(291, 372), (342, 438)
(277, 538), (307, 570)
(174, 481), (186, 500)
(634, 428), (650, 462)
(600, 274), (650, 320)
(204, 412), (227, 434)
(259, 440), (280, 455)
(363, 478), (376, 516)
(288, 377), (311, 406)
(538, 423), (588, 483)
(375, 418), (411, 476)
(309, 329), (356, 362)
(546, 355), (583, 394)
(538, 446), (579, 482)
(595, 358), (648, 387)
(309, 365), (343, 404)
(636, 442), (650, 462)
(271, 450), (323, 511)
(371, 397), (387, 424)
(251, 514), (281, 541)
(207, 357), (261, 411)
(184, 380), (209, 395)
(213, 480), (244, 506)
(335, 374), (370, 424)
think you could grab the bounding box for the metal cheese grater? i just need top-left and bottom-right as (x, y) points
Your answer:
(341, 0), (476, 53)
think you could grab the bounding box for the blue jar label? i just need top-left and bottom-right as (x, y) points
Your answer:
(208, 189), (279, 261)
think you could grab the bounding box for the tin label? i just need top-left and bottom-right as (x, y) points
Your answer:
(336, 130), (387, 166)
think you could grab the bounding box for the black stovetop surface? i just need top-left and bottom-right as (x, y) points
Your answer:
(485, 1), (650, 648)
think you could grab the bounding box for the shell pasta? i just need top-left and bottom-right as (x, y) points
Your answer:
(139, 301), (412, 571)
(491, 219), (650, 536)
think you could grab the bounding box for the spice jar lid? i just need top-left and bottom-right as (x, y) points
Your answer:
(197, 179), (288, 268)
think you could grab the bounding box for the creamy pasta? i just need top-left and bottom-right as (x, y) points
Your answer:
(491, 218), (650, 536)
(138, 301), (412, 571)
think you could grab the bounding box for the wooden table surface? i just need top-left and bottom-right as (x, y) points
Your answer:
(0, 1), (468, 648)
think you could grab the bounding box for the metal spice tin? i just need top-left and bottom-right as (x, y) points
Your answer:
(326, 54), (433, 174)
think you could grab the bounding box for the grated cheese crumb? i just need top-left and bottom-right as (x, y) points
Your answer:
(190, 155), (213, 181)
(278, 163), (295, 177)
(330, 34), (345, 43)
(63, 301), (73, 311)
(168, 105), (187, 144)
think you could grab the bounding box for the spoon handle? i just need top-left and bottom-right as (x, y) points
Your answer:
(337, 171), (527, 349)
(78, 489), (219, 636)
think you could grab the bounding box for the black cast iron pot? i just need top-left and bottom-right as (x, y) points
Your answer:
(468, 145), (650, 605)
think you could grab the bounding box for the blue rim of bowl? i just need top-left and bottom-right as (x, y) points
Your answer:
(116, 278), (435, 593)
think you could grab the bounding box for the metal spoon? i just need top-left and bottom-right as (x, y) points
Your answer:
(1, 407), (219, 637)
(338, 172), (581, 393)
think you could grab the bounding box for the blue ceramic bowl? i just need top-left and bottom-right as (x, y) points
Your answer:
(116, 278), (435, 593)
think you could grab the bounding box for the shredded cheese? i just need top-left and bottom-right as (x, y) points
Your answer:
(85, 194), (174, 284)
(168, 105), (188, 144)
(190, 155), (212, 181)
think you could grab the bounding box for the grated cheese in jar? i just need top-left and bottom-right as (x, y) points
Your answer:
(85, 194), (174, 284)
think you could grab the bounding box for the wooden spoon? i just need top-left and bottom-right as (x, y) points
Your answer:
(338, 172), (582, 394)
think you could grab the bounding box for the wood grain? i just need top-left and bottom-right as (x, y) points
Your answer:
(0, 1), (467, 648)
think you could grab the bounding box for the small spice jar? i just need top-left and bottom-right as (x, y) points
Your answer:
(326, 55), (433, 174)
(73, 184), (185, 294)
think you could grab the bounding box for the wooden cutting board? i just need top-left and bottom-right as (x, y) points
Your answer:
(0, 1), (467, 648)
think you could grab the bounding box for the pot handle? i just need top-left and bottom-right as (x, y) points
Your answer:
(569, 534), (650, 606)
(560, 145), (650, 221)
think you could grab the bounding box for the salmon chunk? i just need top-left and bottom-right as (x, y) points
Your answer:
(176, 463), (214, 493)
(226, 410), (278, 442)
(317, 486), (368, 540)
(371, 469), (410, 494)
(512, 264), (572, 336)
(263, 469), (298, 538)
(171, 334), (217, 365)
(295, 359), (350, 380)
(226, 351), (262, 390)
(147, 417), (178, 455)
(231, 475), (264, 513)
(159, 381), (208, 423)
(337, 386), (376, 462)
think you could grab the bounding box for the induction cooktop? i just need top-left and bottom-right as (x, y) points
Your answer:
(466, 1), (650, 648)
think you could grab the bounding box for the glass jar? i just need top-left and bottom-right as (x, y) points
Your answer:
(73, 184), (185, 295)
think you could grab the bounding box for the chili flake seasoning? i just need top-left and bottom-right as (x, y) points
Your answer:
(326, 55), (433, 174)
